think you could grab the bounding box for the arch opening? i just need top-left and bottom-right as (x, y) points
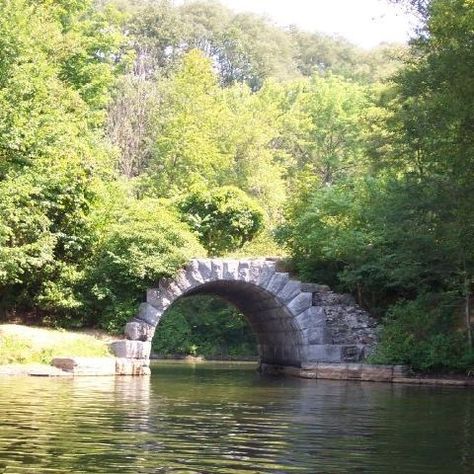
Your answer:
(152, 293), (258, 360)
(176, 280), (306, 366)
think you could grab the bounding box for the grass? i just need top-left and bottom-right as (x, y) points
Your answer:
(0, 325), (111, 365)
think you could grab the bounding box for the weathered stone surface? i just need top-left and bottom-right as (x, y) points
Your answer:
(312, 287), (378, 355)
(146, 290), (172, 313)
(185, 260), (206, 285)
(316, 363), (362, 380)
(136, 302), (162, 326)
(52, 357), (116, 376)
(223, 259), (239, 280)
(277, 280), (301, 303)
(172, 270), (193, 292)
(159, 279), (184, 301)
(265, 272), (289, 295)
(238, 260), (251, 281)
(125, 321), (155, 341)
(197, 259), (213, 281)
(295, 307), (326, 329)
(341, 345), (365, 362)
(300, 283), (330, 293)
(286, 292), (312, 316)
(110, 340), (152, 359)
(256, 262), (276, 287)
(360, 365), (394, 382)
(304, 344), (344, 363)
(248, 260), (265, 284)
(302, 326), (331, 345)
(260, 362), (468, 385)
(115, 358), (151, 376)
(210, 259), (224, 280)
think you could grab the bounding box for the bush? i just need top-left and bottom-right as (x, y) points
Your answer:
(152, 295), (257, 358)
(84, 197), (205, 332)
(178, 185), (265, 255)
(371, 294), (473, 373)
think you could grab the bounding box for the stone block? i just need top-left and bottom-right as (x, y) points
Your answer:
(248, 260), (265, 284)
(115, 358), (151, 376)
(393, 365), (409, 377)
(295, 306), (326, 329)
(210, 259), (224, 280)
(302, 326), (332, 345)
(197, 259), (213, 280)
(223, 259), (239, 280)
(171, 270), (193, 292)
(318, 363), (362, 380)
(286, 292), (312, 316)
(238, 260), (251, 281)
(125, 321), (155, 341)
(158, 278), (184, 300)
(277, 280), (301, 303)
(265, 272), (289, 295)
(136, 302), (162, 326)
(110, 340), (152, 359)
(184, 260), (206, 285)
(304, 344), (344, 363)
(256, 262), (276, 287)
(341, 345), (364, 362)
(146, 291), (172, 313)
(360, 365), (394, 382)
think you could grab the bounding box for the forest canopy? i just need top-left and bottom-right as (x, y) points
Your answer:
(0, 0), (472, 372)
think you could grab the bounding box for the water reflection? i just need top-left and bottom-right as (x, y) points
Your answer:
(0, 362), (472, 473)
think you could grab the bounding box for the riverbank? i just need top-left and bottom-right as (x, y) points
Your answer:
(0, 324), (113, 375)
(2, 324), (474, 385)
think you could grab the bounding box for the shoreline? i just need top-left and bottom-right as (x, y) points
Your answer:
(1, 358), (474, 387)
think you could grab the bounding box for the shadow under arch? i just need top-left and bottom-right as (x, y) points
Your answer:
(174, 279), (306, 366)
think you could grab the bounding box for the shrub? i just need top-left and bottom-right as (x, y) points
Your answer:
(371, 294), (472, 373)
(84, 197), (205, 332)
(178, 185), (265, 255)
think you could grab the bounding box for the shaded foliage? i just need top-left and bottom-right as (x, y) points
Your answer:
(152, 295), (257, 358)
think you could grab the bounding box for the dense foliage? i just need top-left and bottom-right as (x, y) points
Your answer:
(279, 0), (474, 371)
(1, 0), (472, 371)
(152, 296), (257, 358)
(178, 186), (264, 255)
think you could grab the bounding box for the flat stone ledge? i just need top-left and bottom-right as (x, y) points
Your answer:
(51, 357), (116, 376)
(258, 363), (474, 386)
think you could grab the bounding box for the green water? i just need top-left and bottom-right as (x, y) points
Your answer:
(0, 361), (473, 473)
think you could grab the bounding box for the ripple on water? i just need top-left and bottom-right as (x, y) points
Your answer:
(0, 362), (473, 473)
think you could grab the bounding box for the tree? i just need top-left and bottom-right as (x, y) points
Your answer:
(144, 50), (233, 195)
(279, 0), (474, 371)
(178, 186), (264, 255)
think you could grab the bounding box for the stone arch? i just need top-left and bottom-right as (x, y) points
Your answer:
(111, 258), (378, 371)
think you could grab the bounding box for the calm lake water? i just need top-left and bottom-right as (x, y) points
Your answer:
(0, 361), (473, 473)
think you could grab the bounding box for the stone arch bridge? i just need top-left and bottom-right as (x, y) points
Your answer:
(111, 258), (377, 374)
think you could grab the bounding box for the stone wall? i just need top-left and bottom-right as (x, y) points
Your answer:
(311, 285), (378, 357)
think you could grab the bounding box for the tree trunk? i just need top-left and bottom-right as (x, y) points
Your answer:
(465, 275), (472, 350)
